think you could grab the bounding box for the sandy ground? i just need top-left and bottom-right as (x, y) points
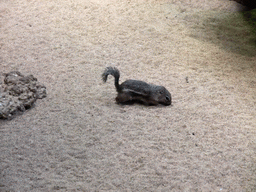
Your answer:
(0, 0), (256, 191)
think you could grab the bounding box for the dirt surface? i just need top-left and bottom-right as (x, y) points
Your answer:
(0, 0), (256, 191)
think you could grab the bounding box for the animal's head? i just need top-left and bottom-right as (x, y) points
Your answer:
(156, 86), (172, 106)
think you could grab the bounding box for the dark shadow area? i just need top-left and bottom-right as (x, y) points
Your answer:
(186, 6), (256, 56)
(117, 100), (171, 106)
(242, 9), (256, 41)
(234, 0), (256, 10)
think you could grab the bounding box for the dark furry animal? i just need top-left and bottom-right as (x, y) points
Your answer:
(102, 67), (172, 106)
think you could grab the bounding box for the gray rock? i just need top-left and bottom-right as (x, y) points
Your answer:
(0, 71), (47, 119)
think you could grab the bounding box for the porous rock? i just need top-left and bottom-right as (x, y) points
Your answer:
(0, 71), (46, 119)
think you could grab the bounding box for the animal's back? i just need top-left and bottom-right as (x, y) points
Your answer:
(120, 80), (152, 96)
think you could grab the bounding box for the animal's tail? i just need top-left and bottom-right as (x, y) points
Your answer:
(102, 67), (121, 92)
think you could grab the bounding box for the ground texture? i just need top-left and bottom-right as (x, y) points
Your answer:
(0, 0), (256, 191)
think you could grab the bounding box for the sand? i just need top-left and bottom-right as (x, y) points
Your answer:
(0, 0), (256, 191)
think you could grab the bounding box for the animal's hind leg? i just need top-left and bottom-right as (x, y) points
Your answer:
(115, 92), (132, 103)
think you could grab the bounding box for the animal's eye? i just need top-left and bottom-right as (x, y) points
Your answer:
(159, 90), (164, 94)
